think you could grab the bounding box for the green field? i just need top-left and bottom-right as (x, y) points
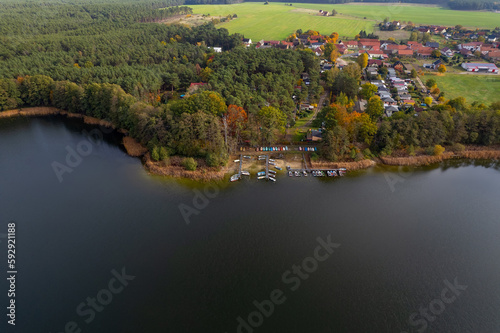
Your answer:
(190, 3), (375, 40)
(190, 2), (500, 41)
(431, 74), (500, 104)
(294, 3), (500, 29)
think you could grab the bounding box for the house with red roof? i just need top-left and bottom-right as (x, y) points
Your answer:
(398, 49), (414, 57)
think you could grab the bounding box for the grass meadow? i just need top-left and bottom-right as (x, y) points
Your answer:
(431, 74), (500, 104)
(189, 2), (500, 40)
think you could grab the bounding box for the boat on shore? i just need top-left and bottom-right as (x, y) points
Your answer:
(241, 171), (250, 176)
(257, 171), (266, 176)
(275, 166), (282, 170)
(230, 174), (240, 182)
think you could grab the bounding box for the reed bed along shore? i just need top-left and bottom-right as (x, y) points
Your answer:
(144, 155), (228, 181)
(381, 149), (500, 166)
(311, 159), (376, 171)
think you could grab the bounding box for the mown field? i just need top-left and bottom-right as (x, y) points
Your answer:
(189, 2), (500, 41)
(295, 3), (500, 29)
(431, 74), (500, 104)
(190, 3), (375, 40)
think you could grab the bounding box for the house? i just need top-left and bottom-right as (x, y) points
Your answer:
(460, 48), (473, 57)
(366, 66), (378, 75)
(432, 59), (443, 69)
(440, 47), (454, 57)
(404, 100), (416, 106)
(407, 41), (423, 49)
(487, 50), (500, 61)
(307, 129), (322, 141)
(398, 92), (412, 100)
(384, 44), (408, 52)
(425, 42), (440, 49)
(461, 62), (499, 73)
(487, 35), (497, 42)
(345, 40), (358, 48)
(367, 50), (387, 59)
(359, 40), (381, 50)
(458, 42), (483, 51)
(335, 44), (347, 55)
(242, 38), (252, 47)
(188, 82), (207, 93)
(382, 97), (397, 105)
(385, 105), (399, 117)
(211, 47), (222, 53)
(398, 50), (413, 58)
(368, 59), (383, 67)
(416, 47), (433, 57)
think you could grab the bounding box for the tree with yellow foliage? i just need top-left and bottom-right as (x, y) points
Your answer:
(356, 53), (368, 69)
(438, 64), (447, 73)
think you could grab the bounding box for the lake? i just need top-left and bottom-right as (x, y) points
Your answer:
(1, 116), (499, 333)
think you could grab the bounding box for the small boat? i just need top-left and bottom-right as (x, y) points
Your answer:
(269, 177), (276, 182)
(269, 159), (275, 162)
(230, 174), (240, 182)
(241, 171), (250, 176)
(243, 155), (252, 159)
(234, 159), (240, 163)
(294, 171), (300, 177)
(303, 170), (307, 176)
(257, 171), (266, 176)
(269, 170), (276, 174)
(288, 171), (293, 177)
(257, 176), (266, 180)
(275, 166), (282, 171)
(269, 162), (275, 166)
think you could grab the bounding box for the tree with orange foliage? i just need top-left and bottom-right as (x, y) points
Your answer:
(226, 104), (248, 138)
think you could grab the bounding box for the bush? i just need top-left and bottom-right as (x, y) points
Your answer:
(159, 147), (169, 161)
(151, 146), (160, 162)
(451, 143), (465, 152)
(408, 145), (416, 156)
(362, 148), (374, 159)
(433, 144), (445, 156)
(182, 157), (197, 171)
(310, 152), (319, 161)
(206, 153), (221, 167)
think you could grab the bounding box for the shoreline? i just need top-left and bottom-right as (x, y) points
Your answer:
(2, 107), (500, 180)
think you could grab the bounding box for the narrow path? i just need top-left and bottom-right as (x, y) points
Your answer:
(304, 90), (328, 128)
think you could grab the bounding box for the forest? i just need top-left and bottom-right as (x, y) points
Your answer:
(0, 0), (322, 167)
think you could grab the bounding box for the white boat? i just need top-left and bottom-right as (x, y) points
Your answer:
(257, 176), (266, 180)
(269, 177), (276, 182)
(234, 159), (240, 163)
(241, 171), (250, 176)
(230, 174), (240, 182)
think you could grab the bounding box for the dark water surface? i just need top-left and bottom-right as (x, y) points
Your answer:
(1, 116), (500, 333)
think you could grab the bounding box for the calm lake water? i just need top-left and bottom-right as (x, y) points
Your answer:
(1, 116), (500, 333)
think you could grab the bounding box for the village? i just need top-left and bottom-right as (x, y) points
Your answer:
(236, 22), (500, 123)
